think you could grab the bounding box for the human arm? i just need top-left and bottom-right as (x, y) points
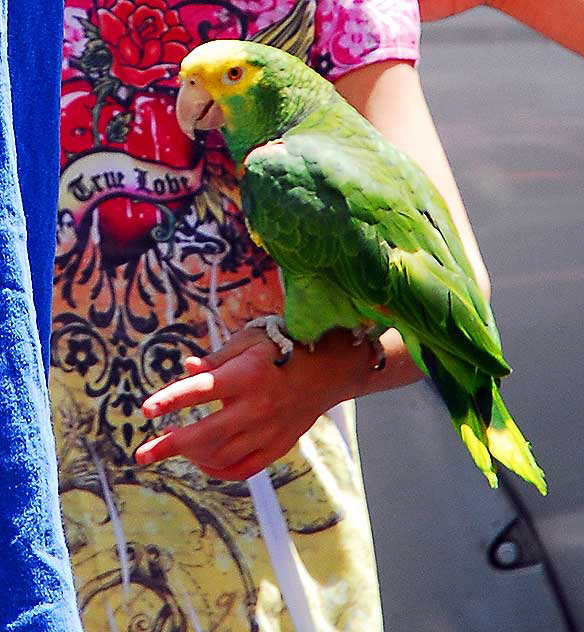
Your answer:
(419, 0), (584, 57)
(135, 60), (487, 478)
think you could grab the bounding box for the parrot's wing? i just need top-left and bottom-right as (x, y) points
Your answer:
(382, 246), (509, 377)
(241, 125), (509, 379)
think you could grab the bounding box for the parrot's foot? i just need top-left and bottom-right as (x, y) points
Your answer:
(351, 326), (369, 347)
(373, 348), (387, 371)
(245, 315), (294, 366)
(351, 327), (386, 371)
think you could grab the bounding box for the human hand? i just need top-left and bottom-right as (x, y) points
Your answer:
(419, 0), (483, 21)
(135, 327), (375, 480)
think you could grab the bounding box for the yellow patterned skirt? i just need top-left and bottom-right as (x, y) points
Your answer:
(53, 368), (383, 631)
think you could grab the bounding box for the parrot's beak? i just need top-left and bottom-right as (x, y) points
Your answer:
(176, 79), (225, 138)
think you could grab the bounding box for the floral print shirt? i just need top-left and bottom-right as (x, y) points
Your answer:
(55, 2), (420, 631)
(63, 0), (419, 85)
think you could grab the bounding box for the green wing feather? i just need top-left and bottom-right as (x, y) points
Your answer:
(240, 97), (546, 494)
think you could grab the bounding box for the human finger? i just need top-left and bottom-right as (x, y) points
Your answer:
(143, 365), (236, 418)
(194, 429), (266, 469)
(184, 327), (281, 375)
(197, 434), (298, 481)
(135, 430), (181, 464)
(136, 400), (251, 465)
(183, 355), (214, 374)
(144, 335), (279, 418)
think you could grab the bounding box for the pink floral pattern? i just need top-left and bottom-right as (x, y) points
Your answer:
(312, 0), (420, 78)
(232, 0), (297, 30)
(63, 3), (92, 80)
(63, 0), (419, 84)
(63, 7), (89, 59)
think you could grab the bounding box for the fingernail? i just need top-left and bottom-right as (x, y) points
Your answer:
(192, 372), (215, 391)
(136, 449), (155, 465)
(142, 401), (161, 418)
(136, 433), (167, 465)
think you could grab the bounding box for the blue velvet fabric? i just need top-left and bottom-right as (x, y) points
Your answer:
(7, 0), (62, 372)
(0, 0), (83, 629)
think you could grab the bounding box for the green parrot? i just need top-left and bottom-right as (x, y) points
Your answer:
(175, 39), (547, 495)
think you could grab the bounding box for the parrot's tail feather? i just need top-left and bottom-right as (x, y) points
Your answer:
(453, 408), (498, 489)
(422, 347), (546, 494)
(422, 347), (499, 488)
(486, 388), (547, 495)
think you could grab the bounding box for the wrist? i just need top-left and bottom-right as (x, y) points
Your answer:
(306, 327), (423, 406)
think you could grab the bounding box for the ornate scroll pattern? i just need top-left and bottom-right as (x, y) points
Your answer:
(52, 1), (375, 629)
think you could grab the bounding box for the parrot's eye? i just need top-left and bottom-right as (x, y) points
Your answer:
(222, 66), (244, 85)
(189, 79), (196, 86)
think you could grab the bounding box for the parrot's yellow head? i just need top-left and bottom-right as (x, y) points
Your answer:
(175, 40), (335, 163)
(176, 40), (270, 138)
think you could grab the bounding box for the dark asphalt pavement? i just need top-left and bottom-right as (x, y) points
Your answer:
(357, 8), (584, 631)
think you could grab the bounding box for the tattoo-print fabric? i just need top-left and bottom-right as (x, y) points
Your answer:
(54, 1), (420, 629)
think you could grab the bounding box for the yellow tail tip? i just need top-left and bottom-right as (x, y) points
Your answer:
(486, 425), (547, 495)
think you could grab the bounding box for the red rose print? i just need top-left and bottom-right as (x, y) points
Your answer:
(95, 92), (195, 256)
(61, 76), (197, 258)
(126, 91), (194, 165)
(97, 197), (164, 257)
(61, 79), (127, 163)
(176, 3), (245, 46)
(96, 0), (192, 88)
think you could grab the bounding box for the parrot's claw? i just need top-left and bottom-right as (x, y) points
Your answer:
(274, 350), (293, 367)
(373, 353), (387, 371)
(351, 327), (368, 346)
(352, 326), (386, 370)
(372, 337), (387, 370)
(245, 315), (294, 366)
